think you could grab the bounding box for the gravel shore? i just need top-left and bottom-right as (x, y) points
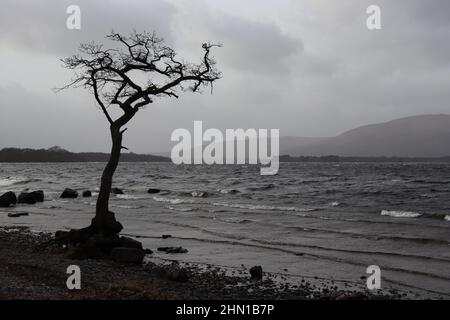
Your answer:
(0, 226), (395, 300)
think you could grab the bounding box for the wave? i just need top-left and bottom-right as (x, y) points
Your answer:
(219, 189), (240, 194)
(381, 210), (422, 218)
(0, 177), (40, 187)
(445, 215), (450, 222)
(116, 194), (140, 200)
(246, 183), (275, 191)
(111, 204), (143, 209)
(167, 206), (194, 212)
(211, 202), (317, 212)
(152, 196), (195, 205)
(191, 191), (208, 198)
(216, 217), (253, 224)
(330, 201), (341, 207)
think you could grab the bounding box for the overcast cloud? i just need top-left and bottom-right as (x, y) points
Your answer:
(0, 0), (449, 153)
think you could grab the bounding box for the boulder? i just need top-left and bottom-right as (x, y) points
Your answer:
(90, 211), (123, 235)
(82, 190), (92, 197)
(111, 247), (145, 264)
(144, 248), (153, 254)
(147, 188), (161, 194)
(119, 236), (143, 250)
(54, 230), (70, 242)
(111, 187), (124, 195)
(0, 191), (17, 207)
(8, 212), (29, 218)
(60, 188), (78, 199)
(249, 266), (263, 280)
(18, 190), (44, 204)
(31, 190), (44, 202)
(157, 246), (188, 254)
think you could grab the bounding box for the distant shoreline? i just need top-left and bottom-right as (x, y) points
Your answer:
(3, 147), (450, 163)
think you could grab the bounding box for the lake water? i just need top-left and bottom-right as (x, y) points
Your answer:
(1, 162), (449, 298)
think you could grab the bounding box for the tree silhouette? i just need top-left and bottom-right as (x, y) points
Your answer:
(59, 31), (221, 236)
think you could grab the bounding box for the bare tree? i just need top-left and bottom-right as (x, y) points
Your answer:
(59, 31), (221, 236)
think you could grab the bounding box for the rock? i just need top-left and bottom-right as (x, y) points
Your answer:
(119, 236), (143, 250)
(90, 234), (121, 253)
(144, 248), (153, 254)
(147, 188), (161, 194)
(7, 212), (29, 218)
(18, 190), (44, 204)
(82, 190), (92, 197)
(60, 188), (78, 199)
(111, 247), (145, 264)
(31, 190), (44, 202)
(162, 234), (172, 239)
(54, 230), (70, 242)
(111, 187), (124, 195)
(157, 246), (188, 254)
(249, 266), (263, 280)
(0, 191), (17, 207)
(66, 226), (95, 244)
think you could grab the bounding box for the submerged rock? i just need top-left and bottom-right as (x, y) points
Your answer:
(0, 191), (17, 207)
(60, 188), (78, 199)
(82, 190), (92, 197)
(18, 190), (44, 204)
(157, 246), (188, 254)
(7, 212), (29, 218)
(111, 188), (124, 195)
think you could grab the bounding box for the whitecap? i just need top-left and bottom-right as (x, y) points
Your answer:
(0, 177), (23, 187)
(381, 210), (422, 218)
(191, 191), (208, 198)
(116, 194), (140, 200)
(444, 215), (450, 222)
(153, 196), (195, 205)
(168, 206), (194, 212)
(212, 202), (316, 212)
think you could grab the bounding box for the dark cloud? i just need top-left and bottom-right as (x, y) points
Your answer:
(0, 0), (176, 55)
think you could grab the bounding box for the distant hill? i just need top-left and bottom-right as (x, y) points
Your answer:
(0, 147), (170, 162)
(283, 114), (450, 157)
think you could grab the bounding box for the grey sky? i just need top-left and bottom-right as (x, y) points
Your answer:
(0, 0), (449, 153)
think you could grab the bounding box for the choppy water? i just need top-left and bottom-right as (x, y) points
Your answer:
(1, 162), (450, 298)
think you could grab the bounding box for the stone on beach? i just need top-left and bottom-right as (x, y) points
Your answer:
(119, 236), (143, 250)
(18, 190), (44, 204)
(60, 188), (78, 199)
(249, 265), (263, 280)
(0, 191), (17, 207)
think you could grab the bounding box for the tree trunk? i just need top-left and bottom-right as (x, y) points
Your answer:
(93, 125), (123, 234)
